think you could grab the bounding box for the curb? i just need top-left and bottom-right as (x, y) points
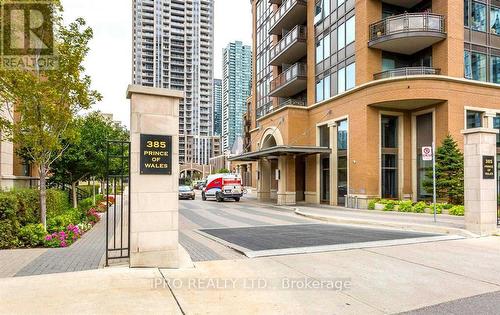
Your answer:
(294, 209), (478, 238)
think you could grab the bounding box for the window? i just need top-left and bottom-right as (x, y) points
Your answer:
(491, 55), (500, 84)
(316, 33), (330, 64)
(337, 67), (345, 94)
(381, 116), (399, 199)
(316, 76), (331, 102)
(337, 63), (355, 94)
(464, 0), (469, 27)
(337, 119), (348, 205)
(466, 110), (483, 129)
(464, 51), (487, 81)
(346, 63), (356, 90)
(337, 0), (345, 7)
(315, 0), (330, 24)
(492, 7), (500, 35)
(471, 1), (486, 32)
(337, 23), (345, 49)
(346, 16), (355, 45)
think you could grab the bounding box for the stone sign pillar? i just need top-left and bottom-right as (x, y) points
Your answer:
(127, 85), (183, 268)
(462, 128), (499, 236)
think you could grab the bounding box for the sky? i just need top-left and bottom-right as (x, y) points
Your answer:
(61, 0), (252, 127)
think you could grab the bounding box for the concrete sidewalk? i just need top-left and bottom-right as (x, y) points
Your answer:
(2, 237), (499, 314)
(290, 204), (477, 237)
(0, 267), (182, 314)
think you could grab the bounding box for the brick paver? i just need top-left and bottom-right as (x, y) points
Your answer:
(15, 215), (106, 277)
(0, 248), (47, 278)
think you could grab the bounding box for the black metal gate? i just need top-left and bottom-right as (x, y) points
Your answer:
(105, 140), (131, 266)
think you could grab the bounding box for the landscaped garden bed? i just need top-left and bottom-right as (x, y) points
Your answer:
(367, 199), (464, 216)
(0, 189), (114, 249)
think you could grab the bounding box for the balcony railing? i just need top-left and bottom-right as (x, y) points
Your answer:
(270, 62), (307, 94)
(369, 13), (445, 42)
(373, 67), (441, 80)
(256, 98), (306, 119)
(278, 98), (306, 108)
(269, 0), (307, 35)
(269, 25), (307, 65)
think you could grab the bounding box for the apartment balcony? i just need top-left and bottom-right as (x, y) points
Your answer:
(269, 63), (307, 97)
(269, 25), (307, 66)
(373, 67), (441, 80)
(369, 13), (446, 55)
(256, 98), (306, 119)
(269, 0), (307, 35)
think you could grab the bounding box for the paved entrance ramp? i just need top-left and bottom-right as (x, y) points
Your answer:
(198, 224), (461, 258)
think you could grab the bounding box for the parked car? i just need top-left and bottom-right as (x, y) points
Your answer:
(178, 185), (195, 200)
(202, 173), (243, 202)
(193, 180), (206, 190)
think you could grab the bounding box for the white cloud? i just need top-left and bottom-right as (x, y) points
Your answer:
(61, 0), (252, 128)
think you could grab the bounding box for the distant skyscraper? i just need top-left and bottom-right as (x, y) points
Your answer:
(132, 0), (215, 165)
(213, 79), (222, 136)
(222, 41), (252, 152)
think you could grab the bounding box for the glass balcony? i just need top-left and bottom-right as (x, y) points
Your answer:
(369, 13), (446, 55)
(269, 0), (307, 35)
(269, 25), (307, 66)
(269, 63), (307, 97)
(373, 67), (441, 80)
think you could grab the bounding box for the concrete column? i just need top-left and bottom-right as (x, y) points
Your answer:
(127, 85), (184, 268)
(277, 155), (296, 205)
(257, 159), (271, 201)
(462, 128), (499, 236)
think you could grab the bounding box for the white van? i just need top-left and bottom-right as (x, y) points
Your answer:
(202, 173), (243, 202)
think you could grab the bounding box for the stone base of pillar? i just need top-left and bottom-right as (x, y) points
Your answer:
(277, 192), (296, 205)
(131, 248), (179, 269)
(304, 191), (319, 204)
(465, 204), (498, 236)
(257, 191), (271, 201)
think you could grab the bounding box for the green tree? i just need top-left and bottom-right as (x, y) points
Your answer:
(423, 135), (464, 204)
(216, 168), (231, 174)
(0, 8), (101, 228)
(50, 112), (128, 208)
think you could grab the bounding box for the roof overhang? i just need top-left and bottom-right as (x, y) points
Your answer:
(228, 146), (331, 161)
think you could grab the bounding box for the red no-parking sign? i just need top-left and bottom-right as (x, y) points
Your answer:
(422, 146), (433, 161)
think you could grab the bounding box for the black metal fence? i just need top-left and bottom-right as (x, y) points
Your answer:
(105, 140), (131, 266)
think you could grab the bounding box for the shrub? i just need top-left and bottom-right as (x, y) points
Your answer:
(398, 200), (413, 212)
(0, 194), (18, 221)
(47, 208), (84, 233)
(18, 224), (46, 248)
(11, 189), (39, 225)
(367, 200), (376, 210)
(86, 208), (100, 225)
(412, 201), (427, 213)
(384, 200), (396, 211)
(45, 224), (82, 248)
(46, 189), (70, 217)
(78, 197), (93, 212)
(0, 220), (19, 249)
(449, 205), (465, 216)
(429, 204), (443, 215)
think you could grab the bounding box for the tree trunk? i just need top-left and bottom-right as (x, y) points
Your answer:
(92, 177), (96, 206)
(39, 165), (47, 230)
(71, 181), (78, 209)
